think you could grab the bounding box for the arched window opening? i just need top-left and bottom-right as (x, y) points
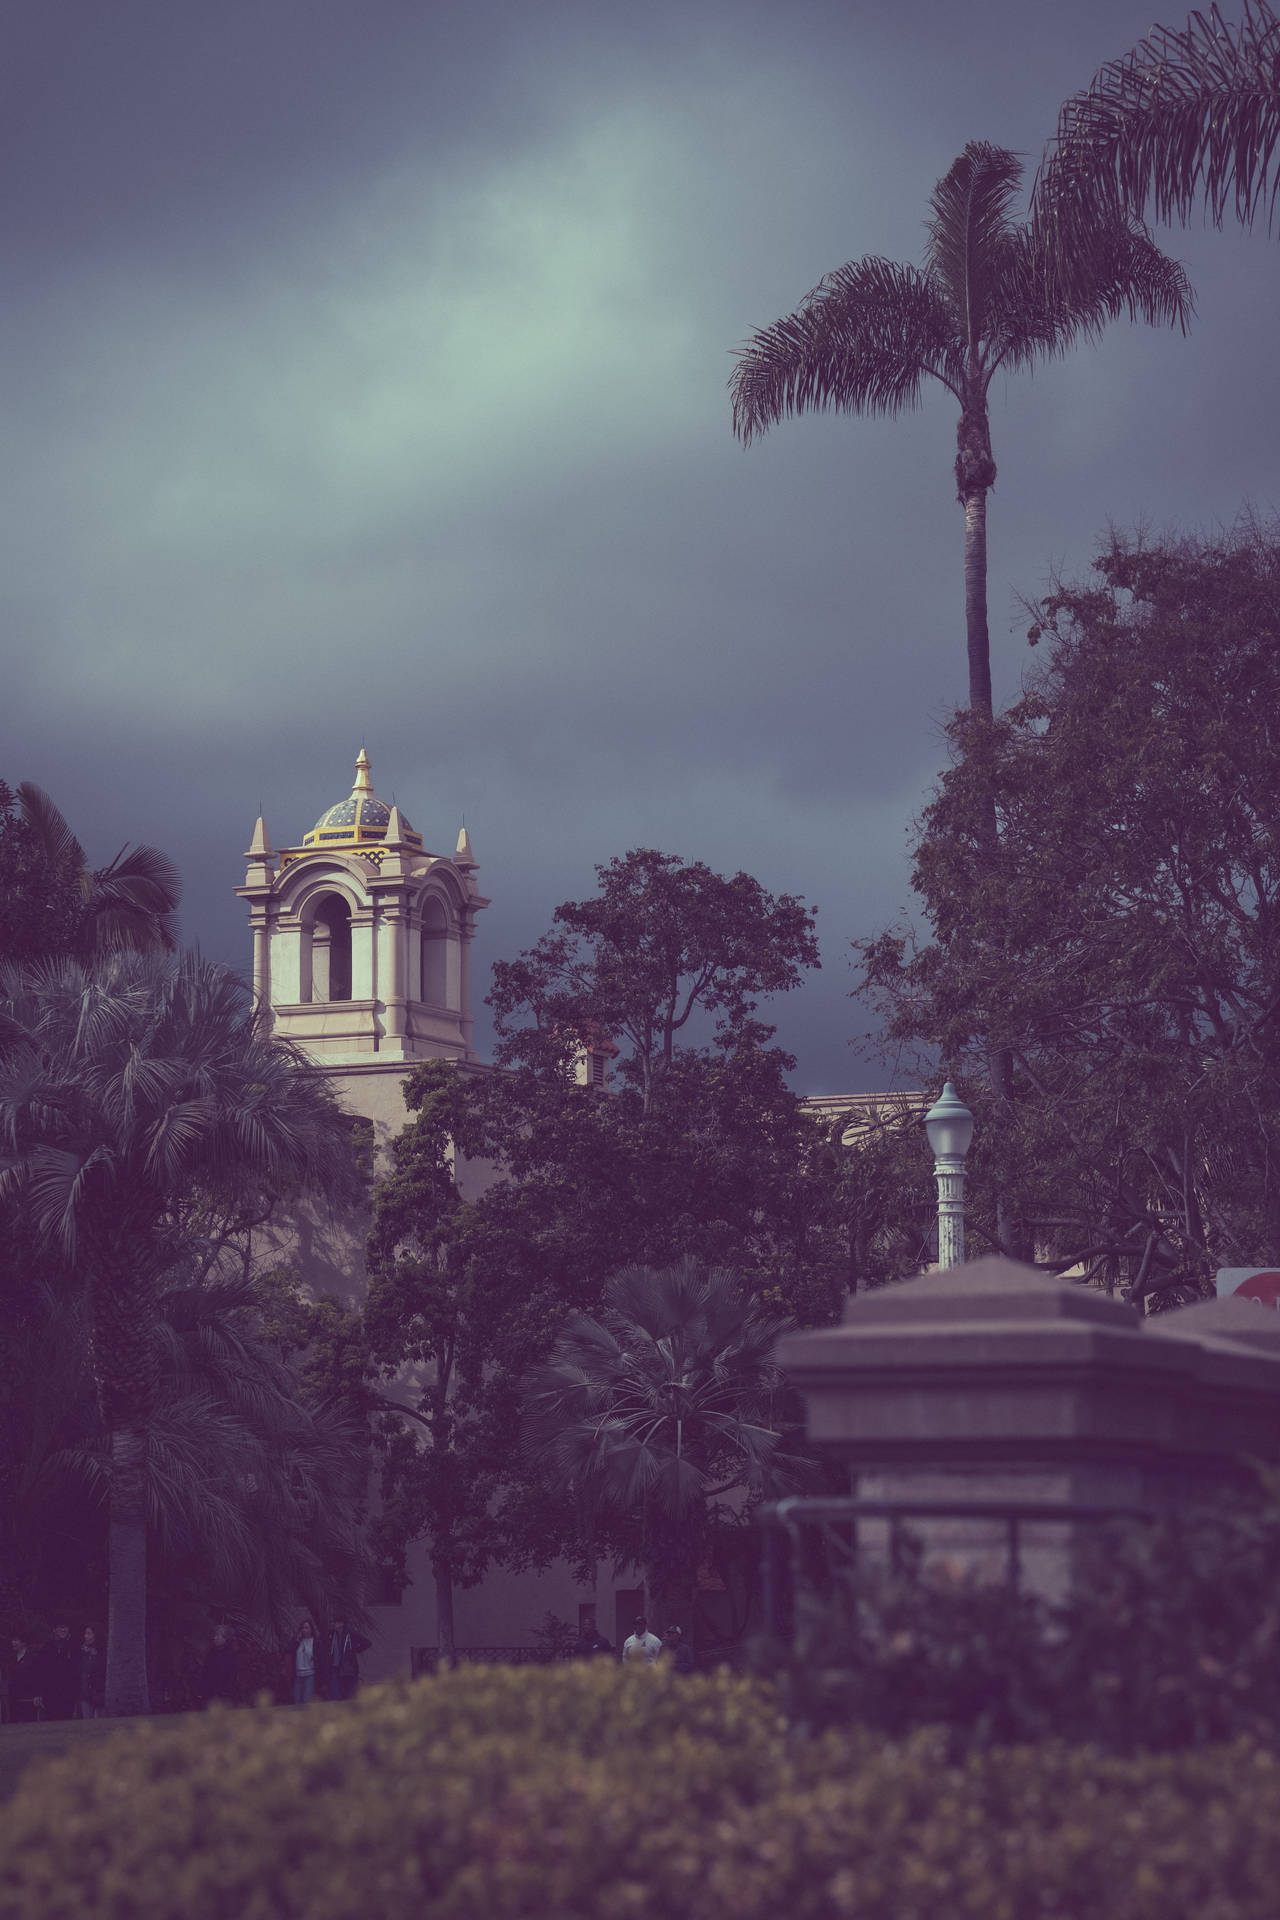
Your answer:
(311, 894), (353, 1002)
(420, 896), (450, 1007)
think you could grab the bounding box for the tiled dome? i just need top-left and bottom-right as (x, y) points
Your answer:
(300, 749), (423, 858)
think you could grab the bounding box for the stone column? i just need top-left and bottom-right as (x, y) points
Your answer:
(775, 1258), (1280, 1597)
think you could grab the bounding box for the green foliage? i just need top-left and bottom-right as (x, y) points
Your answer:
(0, 950), (362, 1713)
(857, 520), (1280, 1298)
(9, 1665), (1280, 1917)
(0, 1262), (371, 1665)
(0, 781), (180, 963)
(525, 1260), (815, 1627)
(775, 1489), (1280, 1757)
(364, 850), (848, 1643)
(455, 848), (845, 1320)
(0, 783), (80, 965)
(490, 846), (820, 1105)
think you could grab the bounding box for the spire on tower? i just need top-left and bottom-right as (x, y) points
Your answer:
(352, 747), (373, 794)
(454, 825), (478, 870)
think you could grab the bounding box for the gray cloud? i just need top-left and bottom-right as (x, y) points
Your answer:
(2, 0), (1277, 1092)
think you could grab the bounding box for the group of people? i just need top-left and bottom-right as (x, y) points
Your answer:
(573, 1614), (696, 1673)
(290, 1617), (371, 1705)
(4, 1624), (103, 1722)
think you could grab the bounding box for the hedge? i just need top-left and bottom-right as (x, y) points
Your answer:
(3, 1663), (1280, 1918)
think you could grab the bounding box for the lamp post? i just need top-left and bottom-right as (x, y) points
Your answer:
(924, 1081), (974, 1269)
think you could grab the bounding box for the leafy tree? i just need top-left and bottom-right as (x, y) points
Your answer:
(0, 951), (358, 1713)
(490, 847), (819, 1110)
(1036, 1), (1280, 271)
(856, 519), (1280, 1301)
(730, 142), (1192, 721)
(470, 847), (841, 1319)
(522, 1260), (814, 1634)
(0, 782), (180, 963)
(362, 851), (847, 1648)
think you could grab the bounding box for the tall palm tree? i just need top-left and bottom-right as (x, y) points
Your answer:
(1034, 2), (1280, 271)
(730, 142), (1193, 720)
(12, 781), (181, 958)
(523, 1259), (812, 1634)
(0, 951), (356, 1715)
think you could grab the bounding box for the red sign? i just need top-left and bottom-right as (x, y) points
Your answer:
(1218, 1269), (1280, 1307)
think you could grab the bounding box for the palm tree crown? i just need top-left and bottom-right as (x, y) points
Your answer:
(1035, 1), (1280, 260)
(731, 142), (1193, 717)
(524, 1259), (812, 1628)
(13, 780), (181, 958)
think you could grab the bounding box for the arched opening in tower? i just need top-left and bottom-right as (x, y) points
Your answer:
(420, 896), (450, 1007)
(311, 894), (353, 1002)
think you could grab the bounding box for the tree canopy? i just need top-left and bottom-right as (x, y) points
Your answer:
(856, 519), (1280, 1302)
(363, 850), (848, 1647)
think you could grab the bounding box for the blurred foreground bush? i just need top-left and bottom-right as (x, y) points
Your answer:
(7, 1663), (1280, 1917)
(776, 1499), (1280, 1756)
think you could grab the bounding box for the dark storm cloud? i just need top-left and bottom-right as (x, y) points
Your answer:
(2, 0), (1277, 1092)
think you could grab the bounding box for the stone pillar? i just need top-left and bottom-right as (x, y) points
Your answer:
(775, 1258), (1280, 1596)
(382, 906), (407, 1044)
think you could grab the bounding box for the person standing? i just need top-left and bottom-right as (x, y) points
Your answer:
(76, 1627), (105, 1719)
(571, 1613), (614, 1660)
(292, 1618), (321, 1705)
(660, 1624), (696, 1674)
(326, 1618), (370, 1701)
(621, 1616), (662, 1665)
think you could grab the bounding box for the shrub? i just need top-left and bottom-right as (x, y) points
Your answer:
(5, 1665), (1280, 1917)
(773, 1501), (1280, 1756)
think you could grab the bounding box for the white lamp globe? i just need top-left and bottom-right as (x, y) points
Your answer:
(924, 1081), (974, 1161)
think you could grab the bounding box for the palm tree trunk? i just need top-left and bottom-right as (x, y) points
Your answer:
(957, 402), (1028, 1258)
(961, 485), (994, 721)
(104, 1425), (150, 1715)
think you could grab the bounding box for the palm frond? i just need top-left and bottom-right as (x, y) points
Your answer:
(925, 142), (1025, 349)
(1036, 0), (1280, 247)
(986, 220), (1194, 374)
(730, 258), (958, 443)
(15, 782), (84, 875)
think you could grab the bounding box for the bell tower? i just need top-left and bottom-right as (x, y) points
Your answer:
(237, 748), (489, 1066)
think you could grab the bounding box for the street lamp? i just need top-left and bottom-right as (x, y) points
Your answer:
(924, 1081), (974, 1269)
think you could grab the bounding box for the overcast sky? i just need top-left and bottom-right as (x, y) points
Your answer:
(3, 0), (1277, 1092)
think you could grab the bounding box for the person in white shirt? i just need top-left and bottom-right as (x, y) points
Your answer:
(293, 1617), (319, 1705)
(621, 1616), (662, 1664)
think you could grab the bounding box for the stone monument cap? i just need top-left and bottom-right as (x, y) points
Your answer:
(1144, 1293), (1280, 1356)
(841, 1257), (1139, 1329)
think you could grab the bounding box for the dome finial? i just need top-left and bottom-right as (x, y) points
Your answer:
(352, 747), (373, 794)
